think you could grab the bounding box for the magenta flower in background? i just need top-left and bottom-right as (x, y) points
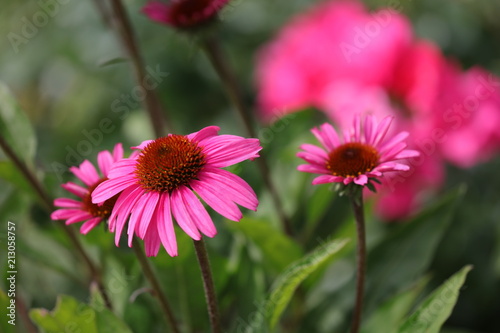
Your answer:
(255, 0), (411, 121)
(51, 144), (124, 234)
(142, 0), (230, 29)
(92, 126), (261, 257)
(298, 115), (419, 186)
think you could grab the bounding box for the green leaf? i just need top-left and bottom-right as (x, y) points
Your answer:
(230, 218), (303, 273)
(246, 238), (349, 331)
(0, 82), (36, 165)
(397, 265), (473, 333)
(364, 186), (466, 314)
(90, 284), (133, 333)
(362, 275), (431, 333)
(0, 161), (33, 194)
(98, 57), (129, 67)
(30, 295), (98, 333)
(30, 294), (133, 333)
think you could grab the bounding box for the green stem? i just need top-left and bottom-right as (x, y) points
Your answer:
(0, 134), (113, 310)
(132, 237), (180, 333)
(107, 0), (171, 137)
(349, 192), (366, 333)
(193, 238), (221, 333)
(201, 35), (293, 236)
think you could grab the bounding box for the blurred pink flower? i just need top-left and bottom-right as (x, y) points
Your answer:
(51, 144), (124, 234)
(297, 115), (419, 186)
(255, 0), (412, 121)
(142, 0), (230, 29)
(92, 126), (261, 257)
(432, 66), (500, 167)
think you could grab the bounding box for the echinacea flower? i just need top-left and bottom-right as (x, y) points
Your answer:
(51, 144), (124, 234)
(297, 115), (419, 187)
(142, 0), (230, 29)
(92, 126), (261, 257)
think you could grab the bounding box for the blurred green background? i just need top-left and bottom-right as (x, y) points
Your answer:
(0, 0), (499, 332)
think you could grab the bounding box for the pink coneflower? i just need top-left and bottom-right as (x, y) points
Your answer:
(51, 144), (124, 234)
(298, 115), (419, 187)
(92, 126), (261, 257)
(142, 0), (230, 29)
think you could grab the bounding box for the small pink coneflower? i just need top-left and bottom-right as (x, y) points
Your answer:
(142, 0), (230, 29)
(92, 126), (261, 257)
(51, 144), (124, 234)
(298, 115), (419, 187)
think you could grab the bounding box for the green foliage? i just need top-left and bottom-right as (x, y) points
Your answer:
(247, 238), (349, 331)
(0, 289), (15, 333)
(397, 265), (473, 333)
(30, 294), (133, 333)
(0, 81), (36, 165)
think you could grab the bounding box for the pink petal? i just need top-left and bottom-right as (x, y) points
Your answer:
(311, 123), (340, 151)
(110, 186), (143, 246)
(132, 140), (154, 150)
(92, 176), (137, 204)
(394, 149), (420, 159)
(51, 209), (84, 220)
(80, 217), (102, 235)
(137, 191), (160, 240)
(141, 1), (171, 24)
(312, 175), (344, 185)
(171, 188), (202, 240)
(199, 168), (258, 211)
(378, 131), (409, 155)
(297, 164), (330, 174)
(353, 114), (361, 142)
(380, 142), (407, 162)
(54, 198), (82, 208)
(372, 116), (394, 148)
(143, 223), (161, 257)
(65, 211), (94, 225)
(61, 182), (88, 198)
(107, 159), (137, 179)
(203, 136), (262, 168)
(343, 177), (354, 185)
(187, 126), (220, 143)
(364, 114), (376, 145)
(112, 143), (124, 161)
(354, 174), (368, 185)
(191, 179), (242, 222)
(177, 186), (217, 238)
(297, 151), (328, 166)
(70, 160), (100, 186)
(299, 144), (328, 159)
(156, 194), (178, 257)
(126, 193), (150, 245)
(97, 150), (114, 177)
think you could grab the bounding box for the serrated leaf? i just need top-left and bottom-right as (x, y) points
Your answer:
(245, 238), (349, 331)
(0, 82), (36, 165)
(397, 265), (473, 333)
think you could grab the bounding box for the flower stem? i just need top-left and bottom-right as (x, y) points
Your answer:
(106, 0), (171, 137)
(201, 35), (293, 236)
(349, 193), (367, 333)
(0, 134), (113, 310)
(132, 237), (180, 333)
(193, 238), (221, 333)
